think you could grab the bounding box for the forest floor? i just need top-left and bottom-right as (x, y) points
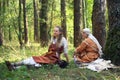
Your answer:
(0, 43), (120, 80)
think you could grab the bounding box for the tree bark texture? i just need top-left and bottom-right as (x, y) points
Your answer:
(23, 0), (28, 44)
(18, 0), (23, 47)
(103, 0), (120, 66)
(0, 1), (3, 46)
(33, 0), (39, 42)
(92, 0), (106, 49)
(74, 0), (82, 47)
(39, 0), (49, 47)
(0, 27), (3, 46)
(61, 0), (67, 38)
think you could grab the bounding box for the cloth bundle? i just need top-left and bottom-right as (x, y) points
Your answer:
(79, 58), (114, 72)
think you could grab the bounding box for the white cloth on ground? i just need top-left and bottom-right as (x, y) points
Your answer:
(78, 58), (114, 72)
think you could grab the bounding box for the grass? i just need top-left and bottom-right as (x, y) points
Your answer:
(0, 43), (120, 80)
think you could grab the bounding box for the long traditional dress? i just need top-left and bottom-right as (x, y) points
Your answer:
(33, 37), (68, 64)
(75, 38), (99, 63)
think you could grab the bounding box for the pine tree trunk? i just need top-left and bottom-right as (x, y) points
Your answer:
(82, 0), (85, 28)
(33, 0), (39, 42)
(103, 0), (120, 66)
(8, 25), (12, 41)
(23, 0), (28, 44)
(49, 0), (55, 39)
(0, 27), (3, 46)
(74, 0), (82, 47)
(61, 0), (67, 38)
(92, 0), (106, 49)
(39, 0), (49, 47)
(18, 0), (23, 48)
(0, 1), (3, 46)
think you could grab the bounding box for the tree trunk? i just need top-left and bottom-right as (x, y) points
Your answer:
(8, 25), (12, 41)
(0, 1), (1, 16)
(0, 1), (3, 46)
(82, 0), (87, 28)
(39, 0), (49, 47)
(18, 0), (23, 48)
(33, 0), (39, 42)
(82, 0), (85, 28)
(48, 0), (55, 39)
(103, 0), (120, 66)
(84, 0), (88, 28)
(92, 0), (106, 49)
(23, 0), (28, 44)
(74, 0), (82, 47)
(61, 0), (67, 38)
(3, 0), (6, 13)
(0, 27), (3, 46)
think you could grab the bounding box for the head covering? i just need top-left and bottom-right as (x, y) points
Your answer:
(83, 28), (91, 35)
(83, 28), (103, 57)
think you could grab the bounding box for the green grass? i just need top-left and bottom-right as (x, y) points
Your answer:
(0, 43), (120, 80)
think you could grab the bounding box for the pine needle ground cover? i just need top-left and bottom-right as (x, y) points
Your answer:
(0, 44), (120, 80)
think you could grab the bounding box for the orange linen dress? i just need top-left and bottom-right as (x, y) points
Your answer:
(32, 43), (63, 64)
(75, 38), (100, 63)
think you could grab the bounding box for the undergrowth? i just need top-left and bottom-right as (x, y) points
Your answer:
(0, 43), (120, 80)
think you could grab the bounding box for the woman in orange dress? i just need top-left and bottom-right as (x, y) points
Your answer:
(5, 26), (69, 71)
(74, 28), (103, 65)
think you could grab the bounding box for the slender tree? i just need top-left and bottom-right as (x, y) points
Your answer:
(2, 0), (6, 40)
(84, 0), (88, 28)
(18, 0), (23, 47)
(0, 0), (3, 46)
(82, 0), (87, 28)
(82, 0), (85, 28)
(48, 0), (55, 39)
(73, 0), (82, 47)
(39, 0), (49, 47)
(0, 1), (1, 14)
(3, 0), (6, 12)
(61, 0), (67, 38)
(103, 0), (120, 66)
(0, 27), (3, 46)
(33, 0), (39, 42)
(22, 0), (28, 44)
(92, 0), (106, 49)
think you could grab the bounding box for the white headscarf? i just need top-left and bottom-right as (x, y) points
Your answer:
(83, 28), (103, 56)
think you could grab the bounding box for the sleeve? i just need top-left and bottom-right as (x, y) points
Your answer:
(62, 37), (68, 54)
(50, 37), (53, 43)
(76, 40), (87, 53)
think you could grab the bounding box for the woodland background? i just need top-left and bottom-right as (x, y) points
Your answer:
(0, 0), (120, 80)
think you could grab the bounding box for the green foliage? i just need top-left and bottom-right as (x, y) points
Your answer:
(0, 0), (94, 44)
(0, 0), (120, 79)
(86, 0), (94, 28)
